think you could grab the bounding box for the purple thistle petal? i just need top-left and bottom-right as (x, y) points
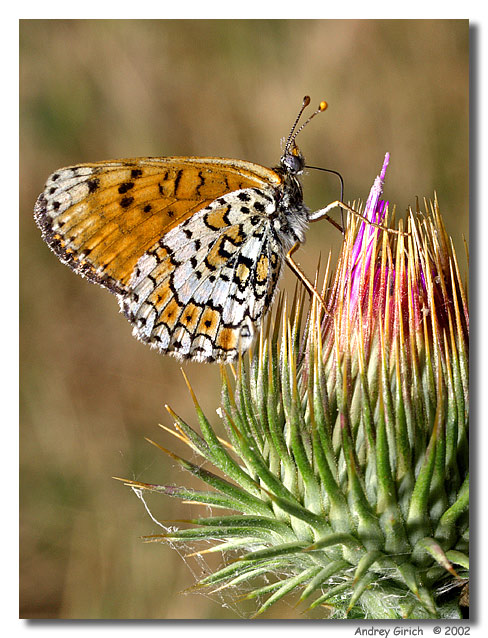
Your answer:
(349, 154), (390, 310)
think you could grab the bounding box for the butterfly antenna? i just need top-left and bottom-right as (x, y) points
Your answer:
(286, 98), (328, 153)
(284, 96), (311, 153)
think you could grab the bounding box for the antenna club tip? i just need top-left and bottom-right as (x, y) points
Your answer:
(302, 95), (311, 106)
(319, 101), (328, 112)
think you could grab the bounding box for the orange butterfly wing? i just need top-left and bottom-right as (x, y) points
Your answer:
(34, 157), (283, 294)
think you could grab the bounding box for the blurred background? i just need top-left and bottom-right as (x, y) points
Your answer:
(20, 19), (469, 619)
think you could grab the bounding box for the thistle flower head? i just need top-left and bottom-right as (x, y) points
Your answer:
(122, 156), (469, 619)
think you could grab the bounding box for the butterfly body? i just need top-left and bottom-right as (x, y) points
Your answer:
(34, 152), (311, 362)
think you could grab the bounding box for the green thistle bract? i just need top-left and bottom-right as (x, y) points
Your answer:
(123, 155), (469, 619)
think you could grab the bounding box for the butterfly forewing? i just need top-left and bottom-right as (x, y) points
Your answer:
(35, 157), (281, 288)
(35, 156), (288, 362)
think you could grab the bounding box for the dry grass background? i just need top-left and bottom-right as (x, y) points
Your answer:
(20, 19), (468, 619)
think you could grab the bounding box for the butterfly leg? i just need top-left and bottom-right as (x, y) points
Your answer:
(285, 243), (329, 314)
(309, 200), (407, 236)
(308, 207), (344, 234)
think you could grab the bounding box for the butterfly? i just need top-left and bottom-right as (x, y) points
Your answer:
(34, 97), (338, 363)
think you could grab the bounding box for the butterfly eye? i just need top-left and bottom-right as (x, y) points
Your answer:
(280, 146), (305, 174)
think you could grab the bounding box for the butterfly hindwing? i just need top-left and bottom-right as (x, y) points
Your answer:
(121, 188), (284, 362)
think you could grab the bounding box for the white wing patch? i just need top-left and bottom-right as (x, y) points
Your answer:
(121, 188), (284, 362)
